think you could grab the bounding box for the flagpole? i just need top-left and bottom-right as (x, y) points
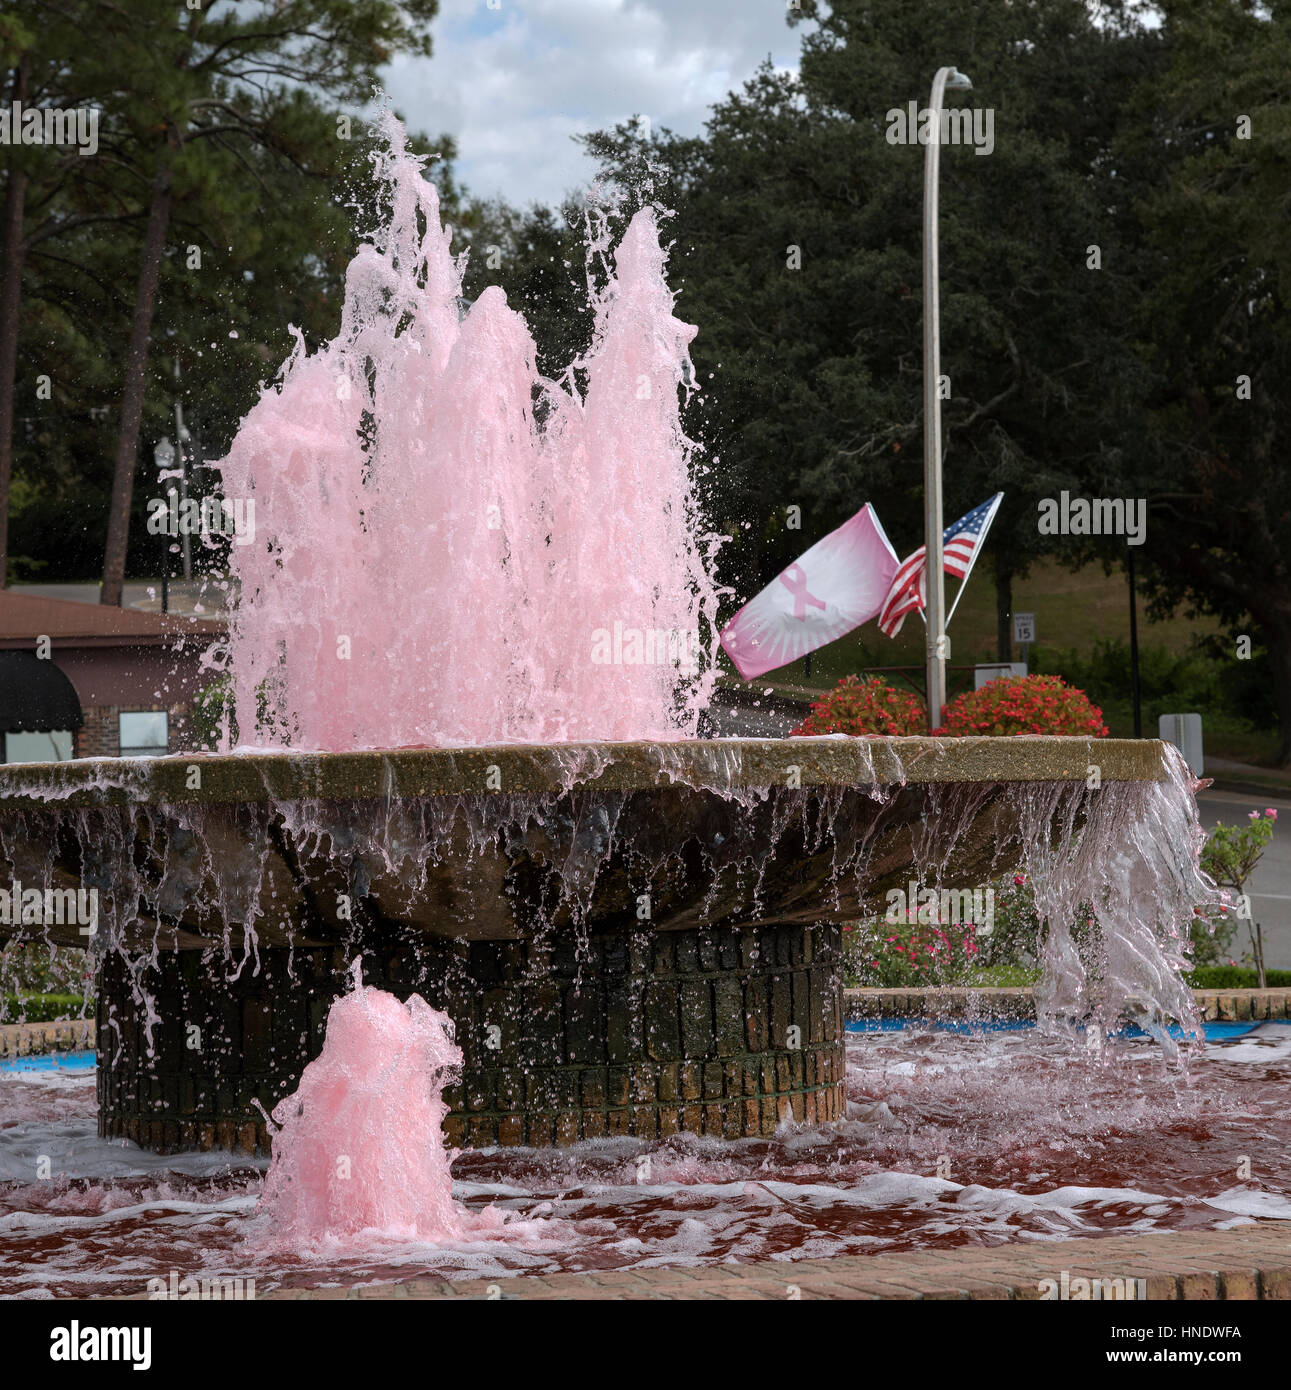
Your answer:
(922, 65), (972, 732)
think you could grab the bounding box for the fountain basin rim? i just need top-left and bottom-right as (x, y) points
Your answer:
(0, 735), (1169, 811)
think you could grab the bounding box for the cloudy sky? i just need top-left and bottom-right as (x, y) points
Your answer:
(382, 0), (810, 208)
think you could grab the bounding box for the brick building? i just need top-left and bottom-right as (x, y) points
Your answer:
(0, 590), (224, 762)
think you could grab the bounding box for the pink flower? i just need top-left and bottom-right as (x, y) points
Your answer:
(1248, 811), (1259, 820)
(1265, 808), (1278, 820)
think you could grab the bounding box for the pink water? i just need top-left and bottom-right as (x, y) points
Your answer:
(215, 113), (720, 751)
(255, 972), (497, 1248)
(4, 1026), (1289, 1298)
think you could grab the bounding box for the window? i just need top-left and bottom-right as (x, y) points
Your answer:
(119, 711), (168, 757)
(4, 730), (74, 763)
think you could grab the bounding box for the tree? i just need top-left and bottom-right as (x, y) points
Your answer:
(578, 0), (1163, 654)
(85, 0), (440, 605)
(1124, 0), (1291, 762)
(0, 1), (100, 586)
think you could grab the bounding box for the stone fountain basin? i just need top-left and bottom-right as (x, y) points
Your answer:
(0, 736), (1167, 953)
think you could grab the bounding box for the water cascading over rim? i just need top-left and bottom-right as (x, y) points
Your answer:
(0, 735), (1215, 1153)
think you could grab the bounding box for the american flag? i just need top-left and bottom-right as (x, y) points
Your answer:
(877, 493), (1003, 638)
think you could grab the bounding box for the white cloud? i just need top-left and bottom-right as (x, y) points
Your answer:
(381, 0), (807, 207)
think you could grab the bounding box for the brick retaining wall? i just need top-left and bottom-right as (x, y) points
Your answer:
(0, 1018), (95, 1059)
(96, 923), (846, 1154)
(844, 986), (1291, 1023)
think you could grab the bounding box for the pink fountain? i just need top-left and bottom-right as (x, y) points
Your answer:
(0, 114), (1225, 1266)
(217, 114), (720, 752)
(255, 964), (470, 1246)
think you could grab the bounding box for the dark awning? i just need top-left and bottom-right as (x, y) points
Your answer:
(0, 651), (83, 733)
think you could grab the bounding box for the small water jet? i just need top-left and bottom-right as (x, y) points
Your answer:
(254, 964), (480, 1246)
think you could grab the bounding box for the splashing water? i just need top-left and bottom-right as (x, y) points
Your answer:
(253, 963), (496, 1247)
(216, 113), (720, 752)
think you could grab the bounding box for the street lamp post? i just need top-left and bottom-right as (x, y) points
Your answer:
(173, 357), (192, 582)
(922, 65), (972, 732)
(154, 436), (175, 614)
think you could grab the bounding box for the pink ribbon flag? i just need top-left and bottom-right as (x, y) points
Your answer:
(719, 504), (899, 680)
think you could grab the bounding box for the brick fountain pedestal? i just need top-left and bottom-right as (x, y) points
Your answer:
(0, 736), (1168, 1154)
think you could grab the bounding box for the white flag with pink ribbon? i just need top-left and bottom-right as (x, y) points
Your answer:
(719, 504), (899, 681)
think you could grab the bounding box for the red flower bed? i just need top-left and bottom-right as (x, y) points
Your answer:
(938, 673), (1108, 737)
(790, 674), (925, 737)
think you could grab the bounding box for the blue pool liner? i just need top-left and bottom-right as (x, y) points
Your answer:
(0, 1048), (96, 1073)
(845, 1017), (1277, 1041)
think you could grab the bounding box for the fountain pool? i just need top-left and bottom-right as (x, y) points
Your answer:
(2, 1021), (1289, 1298)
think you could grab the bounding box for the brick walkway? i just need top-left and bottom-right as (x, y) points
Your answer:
(257, 1227), (1291, 1300)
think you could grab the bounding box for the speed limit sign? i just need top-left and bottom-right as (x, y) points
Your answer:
(1012, 613), (1036, 645)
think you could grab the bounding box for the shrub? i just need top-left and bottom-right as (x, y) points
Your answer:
(939, 674), (1108, 737)
(843, 918), (991, 987)
(790, 674), (925, 737)
(1188, 966), (1291, 990)
(1034, 637), (1276, 737)
(0, 993), (92, 1023)
(0, 942), (93, 995)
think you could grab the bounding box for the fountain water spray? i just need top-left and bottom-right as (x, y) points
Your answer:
(254, 960), (488, 1245)
(217, 113), (720, 752)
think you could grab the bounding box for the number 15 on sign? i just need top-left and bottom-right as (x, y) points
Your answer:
(1012, 613), (1035, 645)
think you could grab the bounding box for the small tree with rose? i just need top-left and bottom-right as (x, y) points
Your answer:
(1195, 809), (1278, 981)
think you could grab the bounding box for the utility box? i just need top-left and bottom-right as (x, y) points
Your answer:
(974, 662), (1027, 690)
(1159, 713), (1203, 775)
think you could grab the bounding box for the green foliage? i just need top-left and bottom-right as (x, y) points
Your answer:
(844, 874), (1042, 987)
(846, 805), (1273, 985)
(0, 993), (91, 1024)
(581, 0), (1156, 616)
(1190, 809), (1277, 965)
(843, 919), (989, 987)
(1116, 0), (1291, 761)
(1187, 966), (1291, 990)
(1035, 638), (1276, 738)
(1201, 811), (1276, 893)
(0, 942), (92, 995)
(6, 0), (450, 582)
(938, 674), (1108, 737)
(0, 946), (93, 1021)
(190, 674), (236, 750)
